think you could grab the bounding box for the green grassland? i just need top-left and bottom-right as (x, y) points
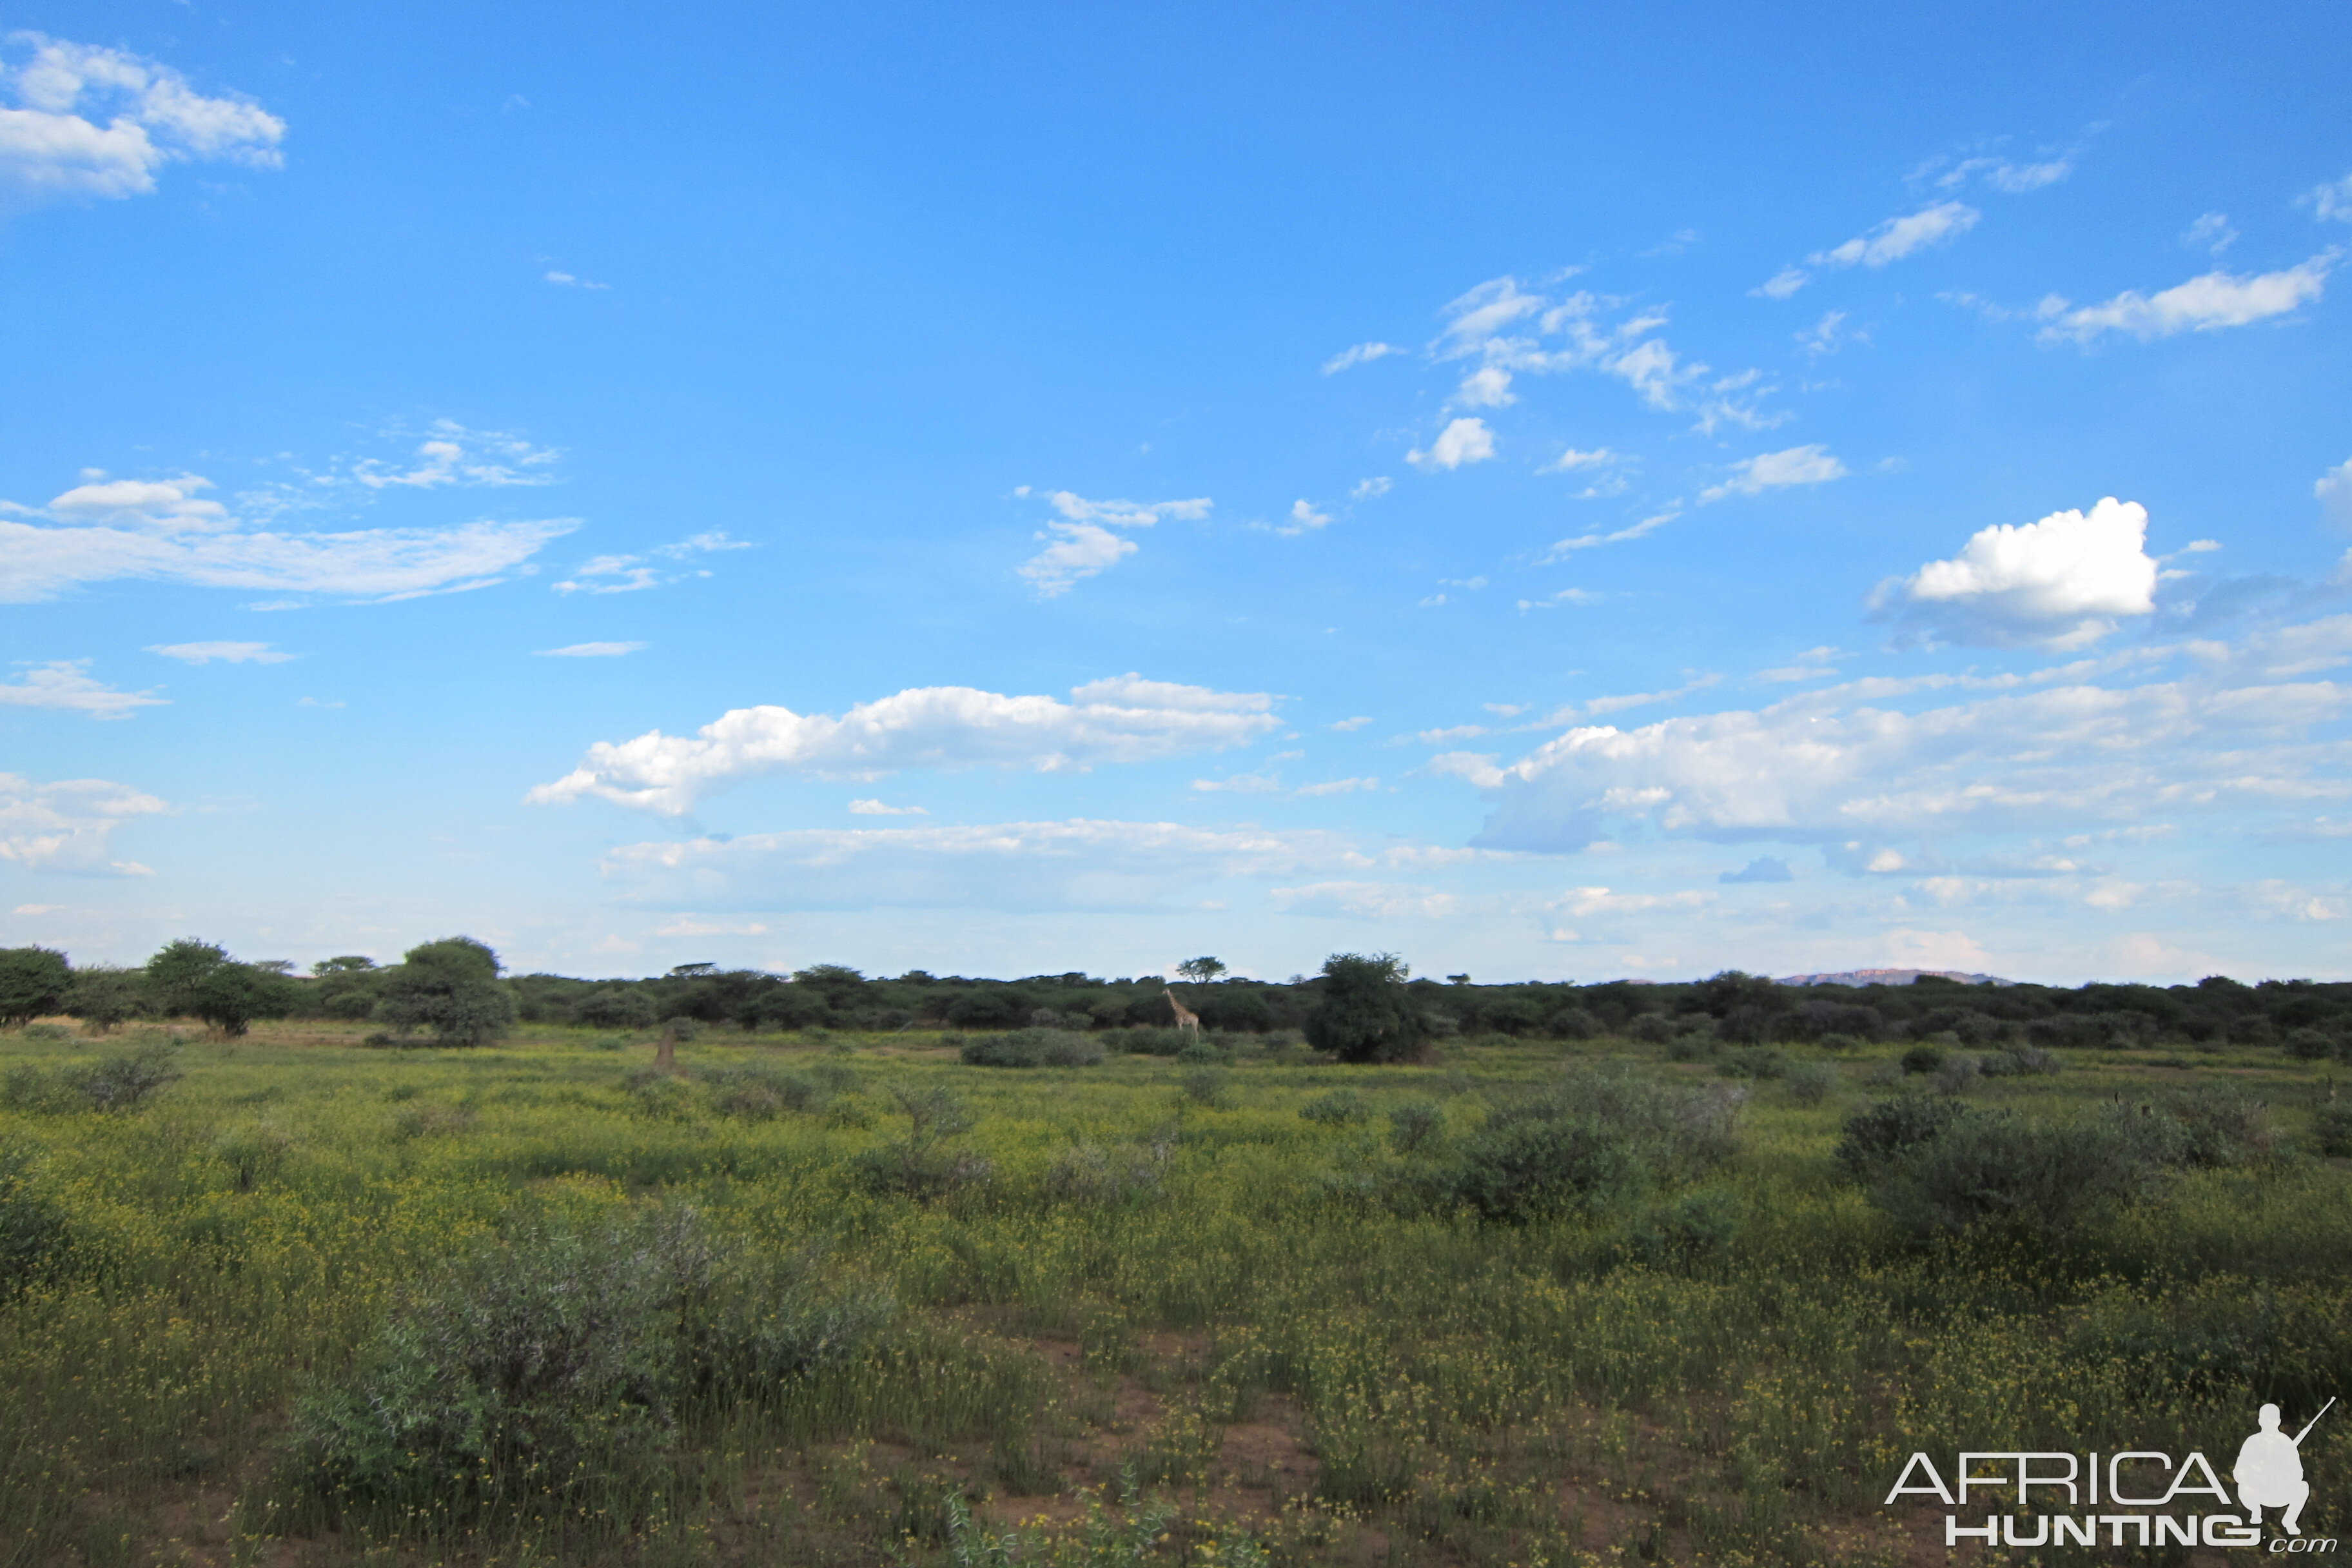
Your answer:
(2, 1020), (2347, 1567)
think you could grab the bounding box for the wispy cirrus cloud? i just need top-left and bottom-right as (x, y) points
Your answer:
(1, 424), (583, 604)
(0, 33), (284, 210)
(1428, 279), (1781, 435)
(1015, 487), (1212, 596)
(1757, 201), (1979, 298)
(1698, 444), (1848, 504)
(2035, 251), (2338, 344)
(1321, 341), (1400, 373)
(1538, 507), (1681, 561)
(551, 531), (748, 596)
(601, 817), (1507, 914)
(148, 641), (295, 664)
(535, 641), (647, 658)
(0, 661), (166, 719)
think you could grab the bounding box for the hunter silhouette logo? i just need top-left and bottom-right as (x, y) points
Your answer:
(2240, 1398), (2333, 1537)
(1883, 1396), (2336, 1553)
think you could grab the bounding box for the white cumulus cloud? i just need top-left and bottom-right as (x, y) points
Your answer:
(529, 674), (1282, 816)
(2304, 172), (2352, 224)
(0, 772), (168, 876)
(1407, 416), (1496, 471)
(1280, 499), (1333, 536)
(1698, 444), (1847, 504)
(2037, 252), (2337, 344)
(0, 34), (284, 209)
(2316, 458), (2352, 528)
(48, 474), (229, 529)
(1873, 496), (2160, 648)
(1443, 616), (2352, 858)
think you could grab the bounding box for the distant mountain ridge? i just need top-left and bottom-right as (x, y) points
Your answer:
(1775, 968), (2014, 987)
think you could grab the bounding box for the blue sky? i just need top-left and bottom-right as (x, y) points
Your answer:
(3, 1), (2348, 983)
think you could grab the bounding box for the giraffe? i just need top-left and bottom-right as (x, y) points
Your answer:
(1162, 986), (1202, 1037)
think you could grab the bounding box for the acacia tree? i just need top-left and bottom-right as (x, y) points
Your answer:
(64, 965), (144, 1033)
(1305, 952), (1431, 1064)
(1175, 957), (1228, 983)
(0, 946), (72, 1027)
(375, 937), (517, 1047)
(143, 939), (297, 1037)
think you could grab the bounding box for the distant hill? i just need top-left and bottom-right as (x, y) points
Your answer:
(1775, 968), (2014, 988)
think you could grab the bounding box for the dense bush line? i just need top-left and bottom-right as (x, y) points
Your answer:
(10, 937), (2347, 1067)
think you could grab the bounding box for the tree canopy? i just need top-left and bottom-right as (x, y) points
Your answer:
(1305, 952), (1431, 1064)
(375, 937), (517, 1047)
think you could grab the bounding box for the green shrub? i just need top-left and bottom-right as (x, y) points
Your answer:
(1102, 1026), (1189, 1057)
(213, 1122), (293, 1191)
(1873, 1112), (2164, 1239)
(852, 1085), (992, 1199)
(0, 1040), (182, 1113)
(2284, 1028), (2333, 1062)
(1980, 1046), (2062, 1077)
(1298, 1088), (1368, 1126)
(574, 987), (656, 1031)
(2138, 1086), (2280, 1168)
(1899, 1044), (1946, 1075)
(1783, 1061), (1839, 1106)
(1934, 1054), (1981, 1095)
(1177, 1066), (1233, 1109)
(2313, 1104), (2352, 1158)
(959, 1028), (1104, 1068)
(1832, 1096), (1972, 1181)
(1435, 1072), (1743, 1222)
(0, 1139), (70, 1288)
(1626, 1014), (1674, 1045)
(1044, 1137), (1174, 1207)
(1618, 1188), (1744, 1267)
(286, 1207), (887, 1513)
(1386, 1099), (1445, 1153)
(1718, 1046), (1790, 1080)
(622, 1070), (696, 1120)
(700, 1064), (822, 1119)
